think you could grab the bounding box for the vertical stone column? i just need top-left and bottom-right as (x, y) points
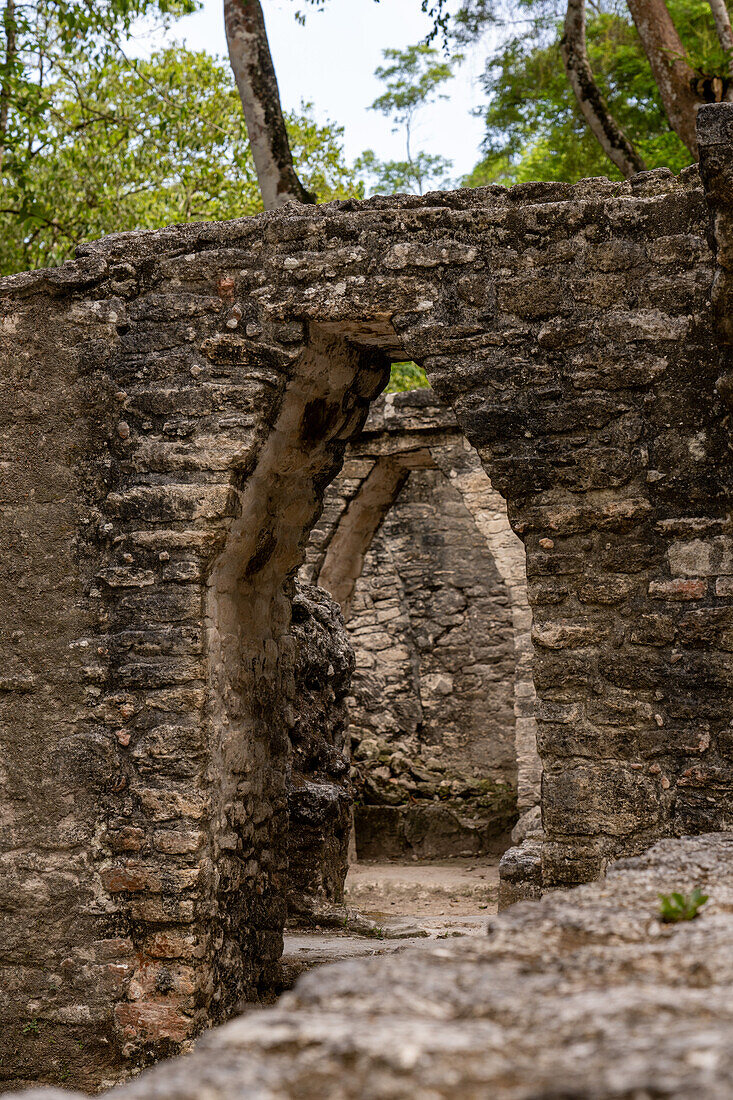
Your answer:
(392, 172), (732, 887)
(698, 103), (733, 354)
(430, 442), (541, 824)
(0, 265), (133, 1090)
(345, 464), (519, 858)
(286, 583), (354, 921)
(0, 243), (388, 1090)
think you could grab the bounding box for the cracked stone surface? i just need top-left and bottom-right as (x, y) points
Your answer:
(13, 833), (732, 1099)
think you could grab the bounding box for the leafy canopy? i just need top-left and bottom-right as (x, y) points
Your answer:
(0, 0), (198, 166)
(370, 42), (457, 125)
(0, 46), (363, 274)
(356, 147), (453, 197)
(357, 43), (457, 196)
(387, 361), (430, 392)
(456, 0), (732, 184)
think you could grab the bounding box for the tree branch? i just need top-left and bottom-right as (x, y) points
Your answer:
(560, 0), (646, 178)
(626, 0), (703, 158)
(224, 0), (314, 209)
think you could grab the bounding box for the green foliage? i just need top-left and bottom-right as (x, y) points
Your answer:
(386, 361), (430, 393)
(0, 0), (198, 166)
(658, 887), (709, 923)
(370, 42), (457, 124)
(358, 42), (458, 196)
(0, 47), (363, 274)
(355, 147), (452, 196)
(457, 0), (733, 185)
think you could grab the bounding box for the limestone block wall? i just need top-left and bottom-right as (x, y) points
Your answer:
(349, 465), (517, 856)
(0, 104), (732, 1090)
(429, 443), (540, 819)
(0, 266), (387, 1089)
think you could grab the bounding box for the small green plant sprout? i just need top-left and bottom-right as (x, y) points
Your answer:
(658, 888), (709, 923)
(21, 1019), (39, 1035)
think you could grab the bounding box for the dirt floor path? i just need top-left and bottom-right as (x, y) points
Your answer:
(281, 858), (500, 982)
(344, 857), (500, 918)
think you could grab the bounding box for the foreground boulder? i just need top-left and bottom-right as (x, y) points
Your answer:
(17, 833), (732, 1099)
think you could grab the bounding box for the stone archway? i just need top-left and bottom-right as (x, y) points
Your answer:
(301, 387), (540, 868)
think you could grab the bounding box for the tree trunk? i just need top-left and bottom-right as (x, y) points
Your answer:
(224, 0), (314, 209)
(626, 0), (703, 158)
(708, 0), (733, 100)
(0, 0), (17, 178)
(709, 0), (733, 61)
(560, 0), (646, 178)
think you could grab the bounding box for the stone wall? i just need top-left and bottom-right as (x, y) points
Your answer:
(350, 465), (517, 857)
(0, 104), (732, 1090)
(0, 281), (387, 1088)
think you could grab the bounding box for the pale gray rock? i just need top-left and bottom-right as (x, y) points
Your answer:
(10, 834), (730, 1099)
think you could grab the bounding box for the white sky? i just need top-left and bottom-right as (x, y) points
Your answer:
(130, 0), (489, 182)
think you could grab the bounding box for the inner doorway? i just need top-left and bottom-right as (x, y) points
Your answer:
(284, 380), (539, 970)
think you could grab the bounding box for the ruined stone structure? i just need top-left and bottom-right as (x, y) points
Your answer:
(1, 104), (732, 1091)
(301, 388), (538, 858)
